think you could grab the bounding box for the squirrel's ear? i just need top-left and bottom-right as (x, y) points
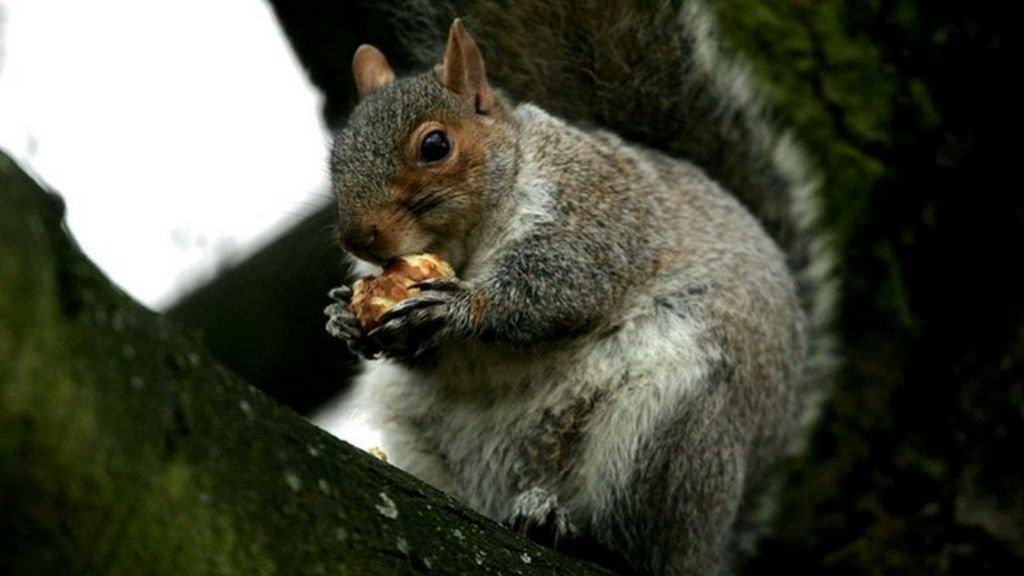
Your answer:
(441, 19), (497, 115)
(352, 44), (395, 98)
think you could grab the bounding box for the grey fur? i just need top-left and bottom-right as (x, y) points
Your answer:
(324, 2), (837, 575)
(395, 0), (838, 438)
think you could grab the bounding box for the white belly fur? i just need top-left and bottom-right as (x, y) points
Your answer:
(353, 296), (716, 525)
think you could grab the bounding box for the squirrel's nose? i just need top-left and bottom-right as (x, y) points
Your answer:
(340, 225), (379, 253)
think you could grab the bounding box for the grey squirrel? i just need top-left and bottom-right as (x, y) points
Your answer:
(323, 1), (835, 574)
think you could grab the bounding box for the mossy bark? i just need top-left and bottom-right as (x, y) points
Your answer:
(710, 3), (1024, 573)
(0, 153), (611, 575)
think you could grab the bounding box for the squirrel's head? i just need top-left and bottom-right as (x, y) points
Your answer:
(331, 19), (516, 269)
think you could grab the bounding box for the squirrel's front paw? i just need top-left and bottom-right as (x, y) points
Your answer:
(504, 487), (577, 549)
(324, 286), (380, 359)
(367, 278), (470, 360)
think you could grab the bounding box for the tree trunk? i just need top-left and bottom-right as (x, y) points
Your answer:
(0, 152), (611, 575)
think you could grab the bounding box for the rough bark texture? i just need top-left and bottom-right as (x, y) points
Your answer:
(711, 4), (1024, 573)
(0, 152), (612, 575)
(171, 1), (1023, 574)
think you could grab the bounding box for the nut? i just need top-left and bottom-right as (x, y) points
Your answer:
(349, 253), (454, 329)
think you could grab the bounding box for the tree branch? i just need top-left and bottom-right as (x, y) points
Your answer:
(0, 152), (611, 575)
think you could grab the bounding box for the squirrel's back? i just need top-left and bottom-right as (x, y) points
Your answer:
(397, 0), (837, 441)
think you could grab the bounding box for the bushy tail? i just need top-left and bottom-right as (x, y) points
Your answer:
(398, 0), (837, 441)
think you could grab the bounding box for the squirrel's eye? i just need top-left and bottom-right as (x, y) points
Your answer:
(420, 130), (451, 163)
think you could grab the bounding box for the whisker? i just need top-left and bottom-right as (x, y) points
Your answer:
(410, 192), (447, 216)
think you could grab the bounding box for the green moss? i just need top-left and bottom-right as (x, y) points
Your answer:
(0, 154), (276, 576)
(107, 459), (276, 576)
(711, 0), (895, 251)
(713, 1), (1024, 572)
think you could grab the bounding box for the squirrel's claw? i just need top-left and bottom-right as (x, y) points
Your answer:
(327, 279), (470, 362)
(376, 292), (449, 325)
(410, 277), (469, 293)
(328, 285), (353, 302)
(324, 288), (380, 359)
(504, 487), (577, 549)
(368, 287), (465, 360)
(324, 303), (360, 339)
(367, 304), (447, 360)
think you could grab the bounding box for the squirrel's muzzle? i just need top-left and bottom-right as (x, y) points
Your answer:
(339, 224), (383, 262)
(336, 204), (433, 264)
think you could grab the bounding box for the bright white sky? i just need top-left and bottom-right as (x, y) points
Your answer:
(0, 0), (378, 448)
(0, 0), (332, 310)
